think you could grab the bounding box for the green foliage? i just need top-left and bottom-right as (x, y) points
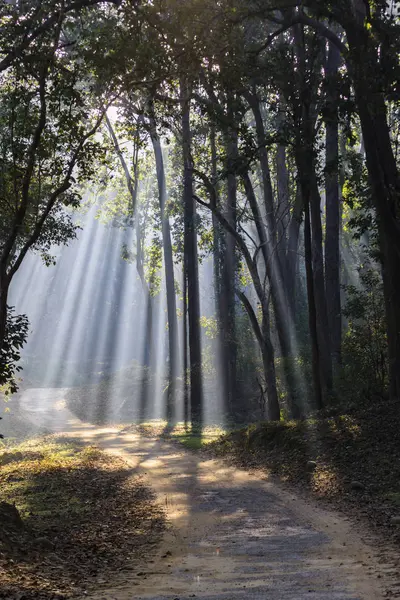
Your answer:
(0, 307), (29, 438)
(339, 268), (388, 399)
(0, 307), (29, 395)
(145, 240), (163, 296)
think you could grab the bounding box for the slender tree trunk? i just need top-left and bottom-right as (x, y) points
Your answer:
(149, 123), (179, 421)
(210, 124), (227, 414)
(0, 273), (9, 366)
(105, 114), (155, 420)
(294, 22), (334, 402)
(247, 93), (275, 238)
(304, 199), (323, 409)
(276, 143), (290, 262)
(183, 264), (189, 426)
(296, 136), (332, 407)
(261, 311), (280, 421)
(310, 176), (333, 396)
(324, 41), (342, 366)
(181, 79), (203, 425)
(138, 293), (154, 422)
(286, 185), (303, 303)
(210, 124), (221, 310)
(247, 95), (299, 419)
(221, 122), (238, 416)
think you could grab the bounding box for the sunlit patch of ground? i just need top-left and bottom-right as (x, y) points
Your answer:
(208, 400), (400, 546)
(120, 420), (227, 450)
(0, 437), (165, 600)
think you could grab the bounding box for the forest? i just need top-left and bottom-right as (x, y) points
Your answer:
(0, 1), (400, 599)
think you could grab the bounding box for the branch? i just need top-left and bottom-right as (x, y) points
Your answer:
(295, 13), (347, 54)
(8, 107), (108, 279)
(247, 9), (346, 56)
(0, 0), (121, 74)
(105, 113), (139, 214)
(1, 69), (47, 272)
(236, 289), (264, 348)
(194, 192), (269, 311)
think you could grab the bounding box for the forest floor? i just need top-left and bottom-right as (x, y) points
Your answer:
(0, 388), (399, 599)
(0, 436), (165, 599)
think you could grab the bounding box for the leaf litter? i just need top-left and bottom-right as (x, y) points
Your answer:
(0, 436), (165, 599)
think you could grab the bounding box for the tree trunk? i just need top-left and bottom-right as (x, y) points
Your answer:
(236, 290), (280, 421)
(304, 200), (323, 409)
(286, 185), (303, 303)
(345, 19), (400, 399)
(296, 140), (332, 407)
(242, 172), (300, 417)
(310, 176), (333, 396)
(181, 79), (203, 425)
(149, 122), (179, 422)
(293, 21), (334, 402)
(324, 41), (342, 366)
(276, 143), (290, 261)
(221, 123), (238, 416)
(183, 264), (189, 426)
(210, 124), (227, 414)
(138, 294), (154, 422)
(248, 93), (275, 238)
(261, 312), (280, 421)
(0, 273), (9, 371)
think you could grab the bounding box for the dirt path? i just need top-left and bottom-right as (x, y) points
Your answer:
(18, 388), (388, 599)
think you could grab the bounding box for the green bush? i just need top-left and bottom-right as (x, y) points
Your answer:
(339, 268), (388, 401)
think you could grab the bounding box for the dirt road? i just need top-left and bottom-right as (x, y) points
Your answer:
(18, 388), (387, 600)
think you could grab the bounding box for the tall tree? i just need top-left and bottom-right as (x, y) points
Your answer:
(148, 110), (180, 420)
(324, 40), (342, 366)
(181, 79), (203, 424)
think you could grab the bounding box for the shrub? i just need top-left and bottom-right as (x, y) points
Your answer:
(339, 268), (388, 401)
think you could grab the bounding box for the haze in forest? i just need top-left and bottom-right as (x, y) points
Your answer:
(0, 0), (399, 429)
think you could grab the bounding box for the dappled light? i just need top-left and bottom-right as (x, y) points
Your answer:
(1, 0), (400, 598)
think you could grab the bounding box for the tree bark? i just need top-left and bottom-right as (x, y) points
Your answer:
(210, 124), (227, 414)
(324, 41), (342, 366)
(181, 79), (203, 425)
(276, 143), (290, 260)
(304, 199), (323, 409)
(310, 176), (333, 396)
(149, 118), (179, 422)
(0, 273), (10, 369)
(183, 263), (189, 426)
(221, 120), (238, 416)
(286, 185), (303, 303)
(296, 143), (332, 406)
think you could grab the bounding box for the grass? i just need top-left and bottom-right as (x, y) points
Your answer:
(0, 438), (101, 519)
(0, 435), (165, 599)
(122, 419), (226, 450)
